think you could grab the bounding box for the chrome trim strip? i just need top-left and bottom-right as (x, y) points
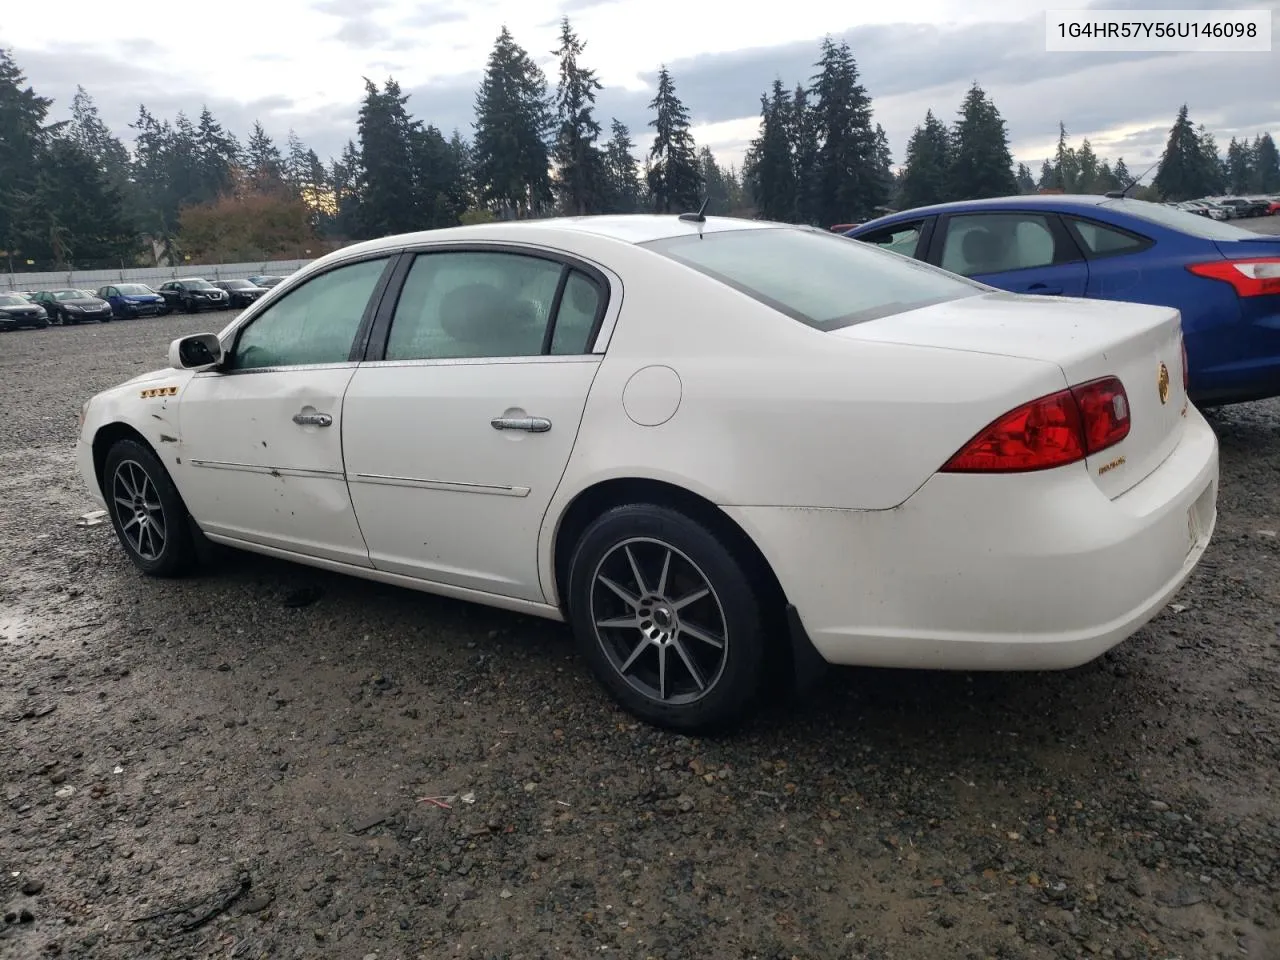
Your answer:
(188, 460), (345, 479)
(358, 355), (599, 370)
(193, 361), (358, 378)
(350, 473), (530, 497)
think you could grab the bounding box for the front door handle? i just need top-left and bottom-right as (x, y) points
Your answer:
(292, 412), (333, 427)
(1026, 284), (1063, 295)
(491, 416), (551, 433)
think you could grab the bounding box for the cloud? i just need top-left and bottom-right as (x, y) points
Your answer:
(7, 0), (1278, 179)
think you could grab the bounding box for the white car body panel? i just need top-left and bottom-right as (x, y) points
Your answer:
(342, 355), (601, 600)
(77, 215), (1220, 675)
(177, 365), (372, 567)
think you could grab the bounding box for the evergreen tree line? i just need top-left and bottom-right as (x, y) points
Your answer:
(3, 30), (1279, 272)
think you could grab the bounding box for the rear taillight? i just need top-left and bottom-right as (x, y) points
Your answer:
(1181, 337), (1189, 391)
(941, 376), (1130, 474)
(1186, 257), (1280, 297)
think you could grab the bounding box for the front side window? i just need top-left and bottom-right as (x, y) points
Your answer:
(940, 213), (1067, 277)
(228, 256), (389, 371)
(643, 226), (984, 331)
(385, 251), (581, 361)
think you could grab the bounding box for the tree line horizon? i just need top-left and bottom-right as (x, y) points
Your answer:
(1, 25), (1277, 272)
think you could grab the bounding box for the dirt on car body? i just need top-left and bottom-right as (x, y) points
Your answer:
(1, 316), (1278, 959)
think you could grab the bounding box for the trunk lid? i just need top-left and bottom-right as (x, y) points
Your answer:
(833, 292), (1189, 499)
(1212, 234), (1280, 260)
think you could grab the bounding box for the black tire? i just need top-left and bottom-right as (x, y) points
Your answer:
(102, 439), (199, 577)
(566, 503), (769, 732)
(183, 297), (196, 314)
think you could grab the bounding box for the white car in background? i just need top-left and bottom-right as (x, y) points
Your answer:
(76, 215), (1219, 731)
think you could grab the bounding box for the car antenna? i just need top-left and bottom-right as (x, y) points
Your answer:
(1105, 159), (1160, 199)
(678, 197), (710, 225)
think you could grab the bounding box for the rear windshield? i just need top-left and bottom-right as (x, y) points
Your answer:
(642, 226), (984, 330)
(1099, 198), (1260, 240)
(222, 280), (253, 289)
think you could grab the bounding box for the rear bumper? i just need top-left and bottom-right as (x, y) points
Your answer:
(726, 406), (1219, 671)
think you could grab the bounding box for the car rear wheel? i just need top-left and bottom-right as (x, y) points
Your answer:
(103, 439), (198, 578)
(566, 503), (768, 732)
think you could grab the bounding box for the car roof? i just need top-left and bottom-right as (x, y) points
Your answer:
(327, 214), (790, 262)
(853, 194), (1121, 231)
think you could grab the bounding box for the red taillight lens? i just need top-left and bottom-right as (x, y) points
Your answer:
(1187, 257), (1280, 297)
(941, 377), (1130, 474)
(1071, 376), (1130, 453)
(1181, 338), (1189, 391)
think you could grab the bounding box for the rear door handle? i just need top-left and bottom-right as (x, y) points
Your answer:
(292, 412), (333, 427)
(491, 416), (551, 433)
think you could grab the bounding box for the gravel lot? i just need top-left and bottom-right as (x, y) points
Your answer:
(2, 278), (1279, 959)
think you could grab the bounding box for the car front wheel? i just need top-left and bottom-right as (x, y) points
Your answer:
(566, 503), (768, 732)
(103, 439), (198, 577)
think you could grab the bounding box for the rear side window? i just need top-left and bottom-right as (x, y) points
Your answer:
(643, 227), (984, 331)
(1066, 218), (1150, 257)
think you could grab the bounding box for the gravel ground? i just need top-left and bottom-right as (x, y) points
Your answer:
(1, 296), (1279, 960)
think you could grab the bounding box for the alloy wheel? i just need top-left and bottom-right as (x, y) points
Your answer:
(589, 537), (729, 705)
(111, 459), (167, 561)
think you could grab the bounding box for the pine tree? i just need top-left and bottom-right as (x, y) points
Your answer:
(870, 124), (893, 213)
(1197, 124), (1225, 194)
(1114, 157), (1131, 186)
(1076, 138), (1100, 192)
(0, 48), (55, 258)
(448, 130), (475, 209)
(245, 121), (286, 192)
(1037, 159), (1054, 191)
(414, 123), (466, 228)
(550, 17), (606, 215)
(602, 119), (643, 213)
(23, 137), (135, 268)
(949, 83), (1017, 200)
(646, 65), (701, 212)
(129, 105), (179, 252)
(330, 139), (363, 237)
(899, 109), (952, 208)
(1153, 106), (1210, 201)
(698, 146), (733, 214)
(355, 77), (420, 237)
(1252, 133), (1280, 191)
(195, 107), (240, 202)
(809, 37), (881, 222)
(473, 26), (553, 219)
(746, 79), (797, 221)
(789, 85), (819, 223)
(1052, 122), (1077, 191)
(1015, 162), (1036, 194)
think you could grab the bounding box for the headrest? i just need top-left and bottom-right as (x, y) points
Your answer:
(962, 229), (1003, 268)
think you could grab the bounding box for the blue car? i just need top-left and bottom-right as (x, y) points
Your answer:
(846, 195), (1280, 406)
(96, 283), (168, 320)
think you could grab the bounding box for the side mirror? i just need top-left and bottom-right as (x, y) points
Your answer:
(169, 333), (223, 371)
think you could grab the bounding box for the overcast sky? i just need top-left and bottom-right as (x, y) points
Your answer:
(3, 0), (1277, 179)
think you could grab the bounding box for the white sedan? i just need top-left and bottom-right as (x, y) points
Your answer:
(77, 215), (1219, 731)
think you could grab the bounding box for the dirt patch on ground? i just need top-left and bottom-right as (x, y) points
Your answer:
(1, 315), (1278, 959)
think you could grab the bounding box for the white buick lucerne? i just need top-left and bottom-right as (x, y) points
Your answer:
(77, 215), (1219, 730)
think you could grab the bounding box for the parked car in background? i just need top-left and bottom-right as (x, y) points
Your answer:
(97, 283), (168, 319)
(246, 274), (287, 288)
(1216, 196), (1269, 219)
(77, 215), (1217, 730)
(213, 279), (269, 309)
(1265, 197), (1280, 216)
(0, 292), (49, 330)
(846, 194), (1280, 406)
(32, 289), (113, 324)
(156, 279), (229, 313)
(1177, 200), (1228, 220)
